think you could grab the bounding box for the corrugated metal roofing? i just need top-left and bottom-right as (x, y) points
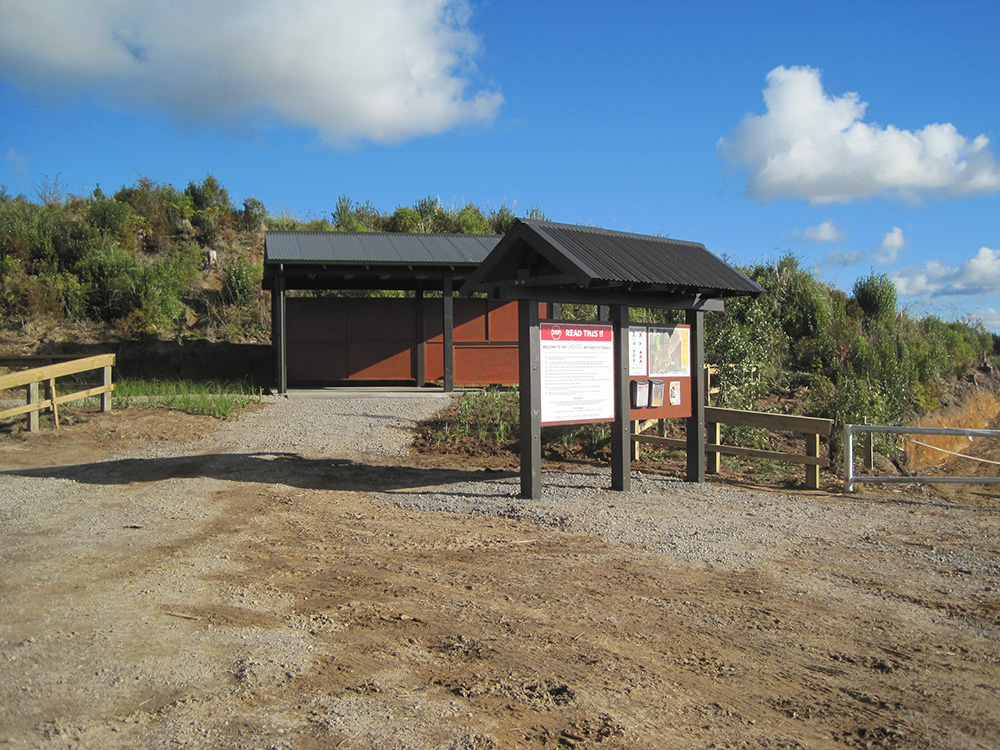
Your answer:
(466, 220), (763, 298)
(527, 221), (762, 295)
(265, 231), (501, 266)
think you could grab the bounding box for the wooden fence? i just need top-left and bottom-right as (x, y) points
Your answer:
(0, 354), (115, 432)
(632, 407), (834, 489)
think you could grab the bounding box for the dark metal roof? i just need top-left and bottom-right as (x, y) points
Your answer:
(265, 231), (500, 266)
(462, 220), (764, 301)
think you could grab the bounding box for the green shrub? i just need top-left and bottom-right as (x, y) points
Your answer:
(192, 208), (221, 247)
(853, 272), (897, 330)
(333, 195), (366, 232)
(453, 204), (491, 234)
(388, 206), (421, 233)
(241, 198), (267, 232)
(488, 205), (517, 234)
(221, 257), (259, 307)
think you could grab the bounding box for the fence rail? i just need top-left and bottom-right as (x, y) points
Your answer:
(634, 407), (834, 489)
(0, 354), (116, 431)
(843, 423), (1000, 493)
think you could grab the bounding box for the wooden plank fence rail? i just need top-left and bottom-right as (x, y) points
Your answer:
(633, 406), (834, 489)
(0, 354), (115, 432)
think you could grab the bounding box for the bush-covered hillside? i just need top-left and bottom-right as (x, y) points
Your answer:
(1, 174), (996, 429)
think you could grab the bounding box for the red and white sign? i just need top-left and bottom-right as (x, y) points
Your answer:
(541, 324), (614, 343)
(540, 321), (615, 425)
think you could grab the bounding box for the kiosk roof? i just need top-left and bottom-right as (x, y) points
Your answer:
(462, 220), (764, 304)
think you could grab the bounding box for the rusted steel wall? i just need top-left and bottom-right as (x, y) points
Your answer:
(285, 297), (531, 385)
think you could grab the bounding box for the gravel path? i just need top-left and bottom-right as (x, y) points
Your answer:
(4, 391), (998, 589)
(2, 393), (999, 749)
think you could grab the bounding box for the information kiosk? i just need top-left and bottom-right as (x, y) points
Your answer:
(461, 219), (764, 499)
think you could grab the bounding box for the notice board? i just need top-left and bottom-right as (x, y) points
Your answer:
(538, 320), (693, 425)
(539, 321), (615, 425)
(627, 324), (692, 420)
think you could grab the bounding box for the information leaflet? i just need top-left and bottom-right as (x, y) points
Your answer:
(540, 322), (615, 424)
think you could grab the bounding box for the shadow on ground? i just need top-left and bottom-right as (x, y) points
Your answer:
(2, 452), (516, 494)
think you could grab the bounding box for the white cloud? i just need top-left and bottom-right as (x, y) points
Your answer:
(0, 0), (502, 145)
(975, 308), (1000, 331)
(718, 65), (1000, 204)
(875, 226), (904, 264)
(822, 248), (861, 267)
(804, 219), (843, 243)
(892, 247), (1000, 297)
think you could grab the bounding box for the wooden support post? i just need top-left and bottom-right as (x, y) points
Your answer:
(414, 289), (426, 387)
(630, 420), (641, 461)
(611, 304), (631, 491)
(27, 381), (39, 433)
(102, 365), (113, 412)
(707, 421), (721, 474)
(46, 378), (59, 428)
(806, 433), (820, 489)
(686, 309), (706, 483)
(518, 299), (542, 499)
(443, 275), (454, 393)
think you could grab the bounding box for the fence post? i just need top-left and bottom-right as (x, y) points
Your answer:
(862, 417), (873, 469)
(630, 420), (641, 461)
(102, 365), (113, 412)
(46, 378), (60, 428)
(27, 381), (39, 433)
(707, 421), (720, 474)
(843, 424), (854, 493)
(805, 432), (820, 489)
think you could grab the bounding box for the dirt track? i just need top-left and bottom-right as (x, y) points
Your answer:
(1, 401), (999, 749)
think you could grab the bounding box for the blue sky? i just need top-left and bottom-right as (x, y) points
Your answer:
(2, 1), (999, 329)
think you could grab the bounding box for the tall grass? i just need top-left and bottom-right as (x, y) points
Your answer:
(427, 386), (614, 456)
(430, 386), (519, 446)
(110, 379), (263, 419)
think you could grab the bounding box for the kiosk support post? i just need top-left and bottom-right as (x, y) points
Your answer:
(518, 299), (542, 499)
(686, 309), (706, 482)
(611, 304), (631, 491)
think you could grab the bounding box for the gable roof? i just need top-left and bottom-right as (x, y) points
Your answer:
(460, 220), (764, 304)
(265, 231), (500, 266)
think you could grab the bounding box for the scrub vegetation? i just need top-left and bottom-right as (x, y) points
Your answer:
(1, 174), (996, 432)
(557, 257), (996, 433)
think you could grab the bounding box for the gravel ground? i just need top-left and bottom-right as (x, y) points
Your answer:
(2, 393), (999, 749)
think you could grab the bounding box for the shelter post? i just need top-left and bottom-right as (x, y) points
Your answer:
(443, 275), (454, 393)
(518, 299), (542, 499)
(271, 266), (287, 395)
(685, 308), (706, 482)
(611, 305), (632, 491)
(414, 289), (426, 387)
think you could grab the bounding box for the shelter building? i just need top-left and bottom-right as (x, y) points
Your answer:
(263, 231), (551, 393)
